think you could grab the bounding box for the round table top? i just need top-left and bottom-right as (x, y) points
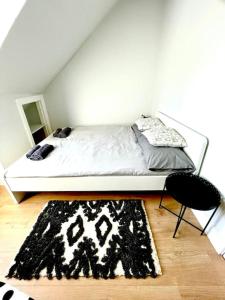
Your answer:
(165, 172), (221, 210)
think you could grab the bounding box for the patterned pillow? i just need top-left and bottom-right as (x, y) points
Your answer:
(142, 126), (187, 147)
(135, 117), (164, 131)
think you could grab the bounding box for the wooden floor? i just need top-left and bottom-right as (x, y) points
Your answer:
(0, 186), (225, 300)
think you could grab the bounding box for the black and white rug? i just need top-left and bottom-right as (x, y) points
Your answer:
(7, 200), (161, 279)
(0, 281), (34, 300)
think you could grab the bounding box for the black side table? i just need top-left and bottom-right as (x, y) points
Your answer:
(159, 172), (221, 238)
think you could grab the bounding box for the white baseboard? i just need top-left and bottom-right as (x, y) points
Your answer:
(192, 206), (225, 254)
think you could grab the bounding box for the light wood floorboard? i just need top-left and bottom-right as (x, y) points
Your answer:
(0, 186), (225, 300)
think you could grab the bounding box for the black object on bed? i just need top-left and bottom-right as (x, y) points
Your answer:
(28, 144), (54, 161)
(26, 145), (41, 158)
(131, 124), (195, 171)
(53, 128), (62, 137)
(53, 127), (71, 138)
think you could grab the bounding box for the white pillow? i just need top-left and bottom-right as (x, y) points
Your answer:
(143, 126), (187, 147)
(135, 117), (164, 131)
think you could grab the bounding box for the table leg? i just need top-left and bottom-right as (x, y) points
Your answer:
(159, 183), (166, 208)
(173, 205), (187, 238)
(200, 205), (220, 235)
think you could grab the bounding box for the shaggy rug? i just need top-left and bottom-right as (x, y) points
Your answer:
(0, 281), (34, 300)
(7, 200), (161, 279)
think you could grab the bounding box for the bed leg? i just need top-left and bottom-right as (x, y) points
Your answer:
(2, 178), (26, 204)
(6, 189), (26, 204)
(10, 191), (26, 204)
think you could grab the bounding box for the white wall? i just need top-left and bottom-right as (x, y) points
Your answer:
(0, 161), (4, 184)
(0, 94), (31, 168)
(44, 0), (165, 128)
(155, 0), (225, 253)
(0, 0), (118, 94)
(0, 0), (118, 168)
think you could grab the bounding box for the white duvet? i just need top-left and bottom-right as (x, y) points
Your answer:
(5, 126), (151, 178)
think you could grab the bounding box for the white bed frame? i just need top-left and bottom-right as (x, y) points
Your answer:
(3, 112), (208, 204)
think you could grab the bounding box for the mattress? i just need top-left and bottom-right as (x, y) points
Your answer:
(5, 125), (164, 178)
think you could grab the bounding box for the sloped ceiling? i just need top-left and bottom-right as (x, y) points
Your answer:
(0, 0), (118, 94)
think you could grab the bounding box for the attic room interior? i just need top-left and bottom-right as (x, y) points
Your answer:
(0, 0), (225, 299)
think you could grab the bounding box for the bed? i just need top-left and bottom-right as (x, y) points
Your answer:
(3, 112), (208, 204)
